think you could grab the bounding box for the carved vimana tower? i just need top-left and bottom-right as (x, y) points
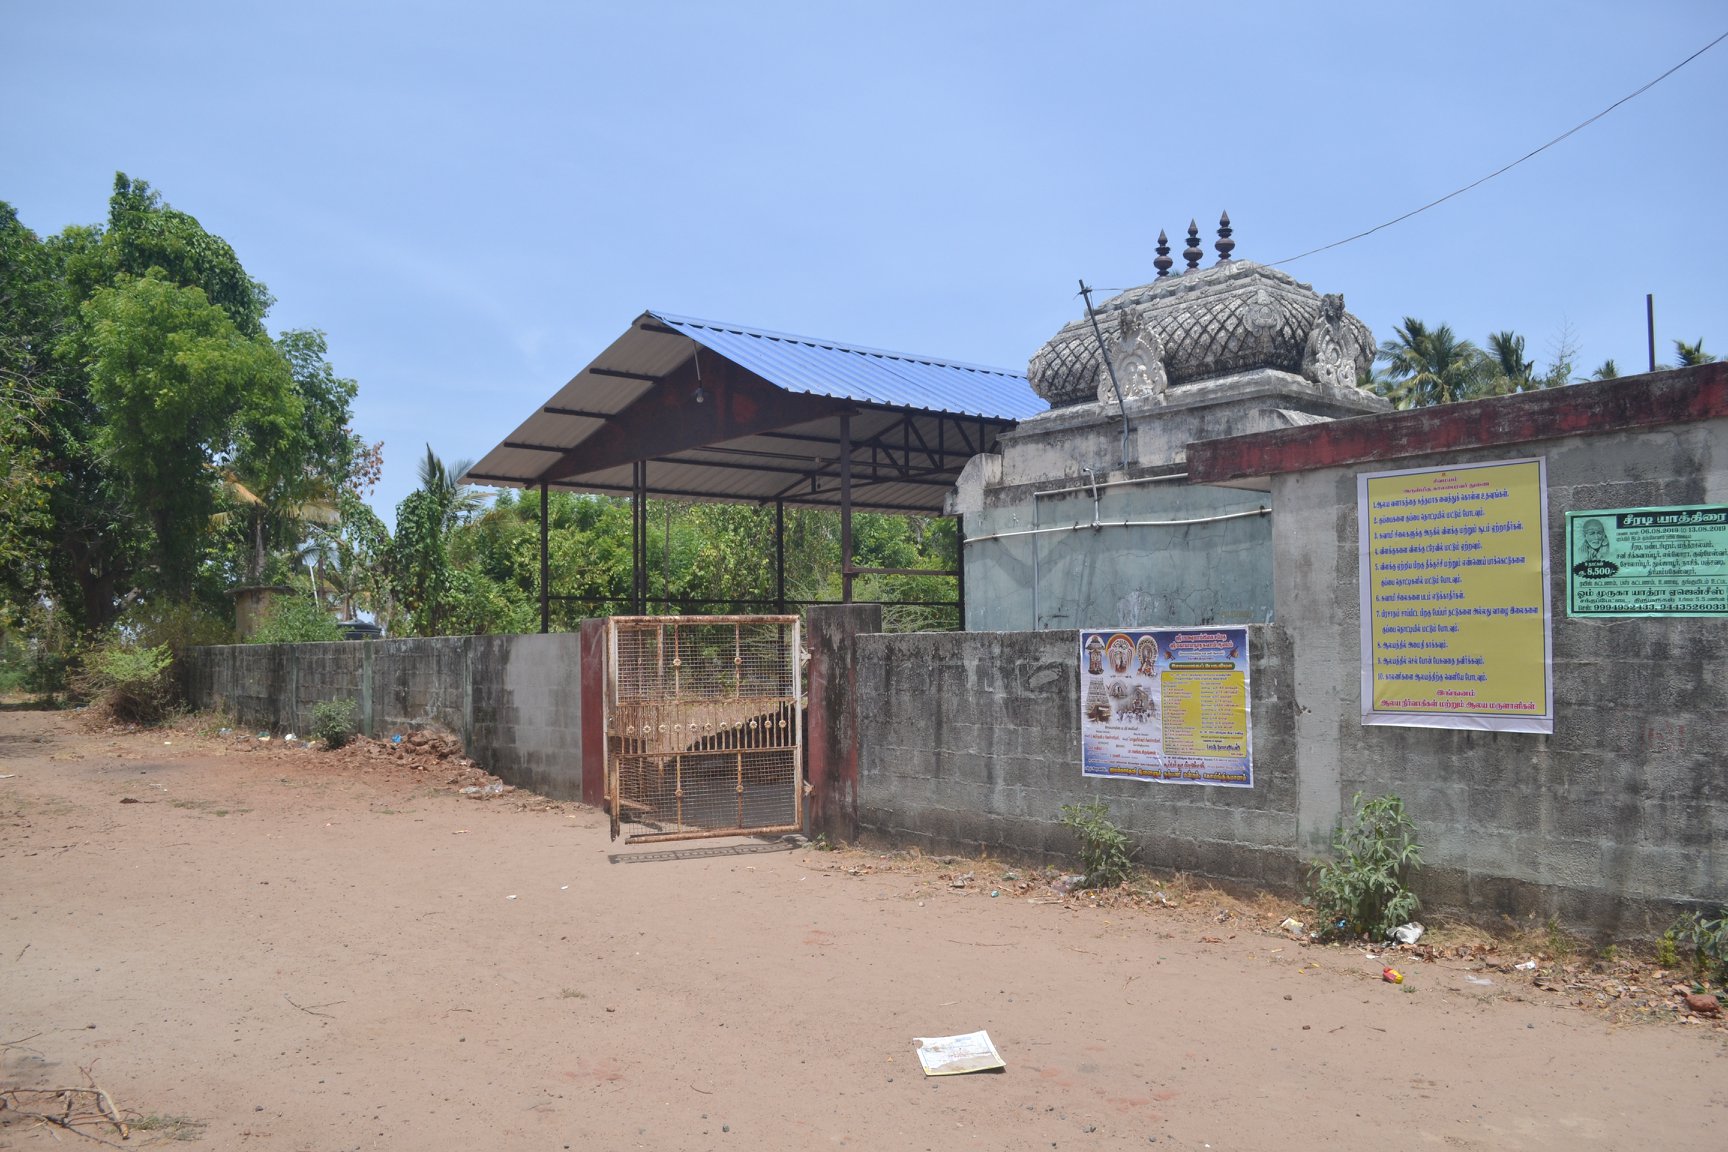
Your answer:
(951, 214), (1390, 631)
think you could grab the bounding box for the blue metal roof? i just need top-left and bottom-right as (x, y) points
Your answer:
(650, 311), (1047, 422)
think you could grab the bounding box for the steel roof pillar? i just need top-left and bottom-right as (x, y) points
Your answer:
(539, 481), (550, 633)
(840, 413), (853, 603)
(774, 499), (787, 614)
(631, 461), (647, 614)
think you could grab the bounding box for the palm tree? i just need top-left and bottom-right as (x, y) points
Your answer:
(1591, 359), (1619, 381)
(1375, 318), (1490, 408)
(216, 469), (340, 584)
(1675, 339), (1717, 367)
(1486, 331), (1534, 394)
(417, 444), (487, 534)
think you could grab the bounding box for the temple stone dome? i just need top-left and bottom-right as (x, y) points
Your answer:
(1029, 251), (1377, 409)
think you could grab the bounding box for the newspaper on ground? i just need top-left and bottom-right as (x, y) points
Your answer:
(913, 1030), (1006, 1076)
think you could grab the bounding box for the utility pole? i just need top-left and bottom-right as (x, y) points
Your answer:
(1079, 280), (1131, 471)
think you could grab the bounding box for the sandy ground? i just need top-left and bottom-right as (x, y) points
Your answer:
(2, 707), (1724, 1151)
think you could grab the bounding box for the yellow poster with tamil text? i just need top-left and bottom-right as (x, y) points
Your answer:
(1358, 458), (1552, 732)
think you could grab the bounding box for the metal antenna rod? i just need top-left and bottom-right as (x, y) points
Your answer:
(1078, 280), (1131, 471)
(1646, 293), (1656, 373)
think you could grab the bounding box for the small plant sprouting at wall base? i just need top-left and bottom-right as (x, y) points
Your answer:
(310, 698), (360, 749)
(1671, 910), (1728, 984)
(1058, 800), (1136, 889)
(1307, 792), (1422, 942)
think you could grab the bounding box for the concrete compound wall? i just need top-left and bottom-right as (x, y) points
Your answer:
(843, 367), (1727, 935)
(851, 625), (1302, 888)
(1251, 390), (1727, 937)
(182, 633), (586, 801)
(963, 480), (1274, 633)
(177, 373), (1723, 935)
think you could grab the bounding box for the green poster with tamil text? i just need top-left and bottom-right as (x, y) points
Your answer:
(1566, 505), (1728, 617)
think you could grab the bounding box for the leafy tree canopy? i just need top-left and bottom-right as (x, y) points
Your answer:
(0, 175), (373, 637)
(75, 271), (298, 596)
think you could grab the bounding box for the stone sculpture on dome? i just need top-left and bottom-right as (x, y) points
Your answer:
(1301, 293), (1374, 389)
(1099, 308), (1168, 405)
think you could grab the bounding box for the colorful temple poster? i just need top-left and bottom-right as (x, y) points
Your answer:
(1079, 627), (1252, 787)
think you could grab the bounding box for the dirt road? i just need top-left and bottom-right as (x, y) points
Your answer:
(2, 708), (1722, 1150)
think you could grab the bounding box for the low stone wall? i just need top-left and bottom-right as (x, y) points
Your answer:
(1255, 406), (1728, 937)
(838, 609), (1724, 934)
(852, 624), (1304, 890)
(181, 634), (586, 800)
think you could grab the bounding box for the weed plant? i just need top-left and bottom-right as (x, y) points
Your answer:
(1308, 792), (1422, 941)
(1656, 930), (1681, 969)
(1672, 910), (1728, 984)
(311, 698), (359, 749)
(1059, 800), (1136, 889)
(250, 595), (342, 644)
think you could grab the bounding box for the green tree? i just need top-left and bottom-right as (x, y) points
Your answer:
(1374, 318), (1492, 408)
(0, 205), (60, 619)
(73, 271), (299, 598)
(4, 214), (147, 629)
(1674, 338), (1716, 366)
(388, 484), (455, 635)
(2, 177), (370, 631)
(1591, 359), (1620, 381)
(224, 329), (361, 582)
(389, 447), (522, 635)
(102, 174), (273, 337)
(1486, 330), (1534, 393)
(416, 443), (486, 534)
(320, 491), (393, 623)
(1485, 325), (1577, 394)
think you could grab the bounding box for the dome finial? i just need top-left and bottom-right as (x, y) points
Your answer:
(1154, 229), (1173, 277)
(1215, 211), (1235, 264)
(1183, 220), (1203, 271)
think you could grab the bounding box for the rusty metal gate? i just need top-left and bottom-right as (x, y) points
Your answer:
(604, 615), (803, 844)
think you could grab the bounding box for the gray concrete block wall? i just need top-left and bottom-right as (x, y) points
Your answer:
(964, 481), (1274, 633)
(1271, 418), (1728, 935)
(470, 633), (584, 800)
(855, 625), (1302, 889)
(186, 643), (300, 732)
(371, 638), (473, 741)
(286, 644), (366, 736)
(182, 633), (586, 801)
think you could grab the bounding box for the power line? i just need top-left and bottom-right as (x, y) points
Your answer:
(1272, 29), (1728, 267)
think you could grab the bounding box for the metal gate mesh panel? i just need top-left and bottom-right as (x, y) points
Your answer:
(607, 617), (801, 843)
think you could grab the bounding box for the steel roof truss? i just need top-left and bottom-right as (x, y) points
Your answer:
(536, 353), (845, 484)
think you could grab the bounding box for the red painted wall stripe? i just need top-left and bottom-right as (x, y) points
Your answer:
(1187, 364), (1728, 485)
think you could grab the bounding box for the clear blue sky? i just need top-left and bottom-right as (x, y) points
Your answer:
(5, 1), (1723, 522)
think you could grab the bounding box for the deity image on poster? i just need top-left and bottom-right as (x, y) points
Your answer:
(1136, 636), (1157, 676)
(1106, 635), (1134, 674)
